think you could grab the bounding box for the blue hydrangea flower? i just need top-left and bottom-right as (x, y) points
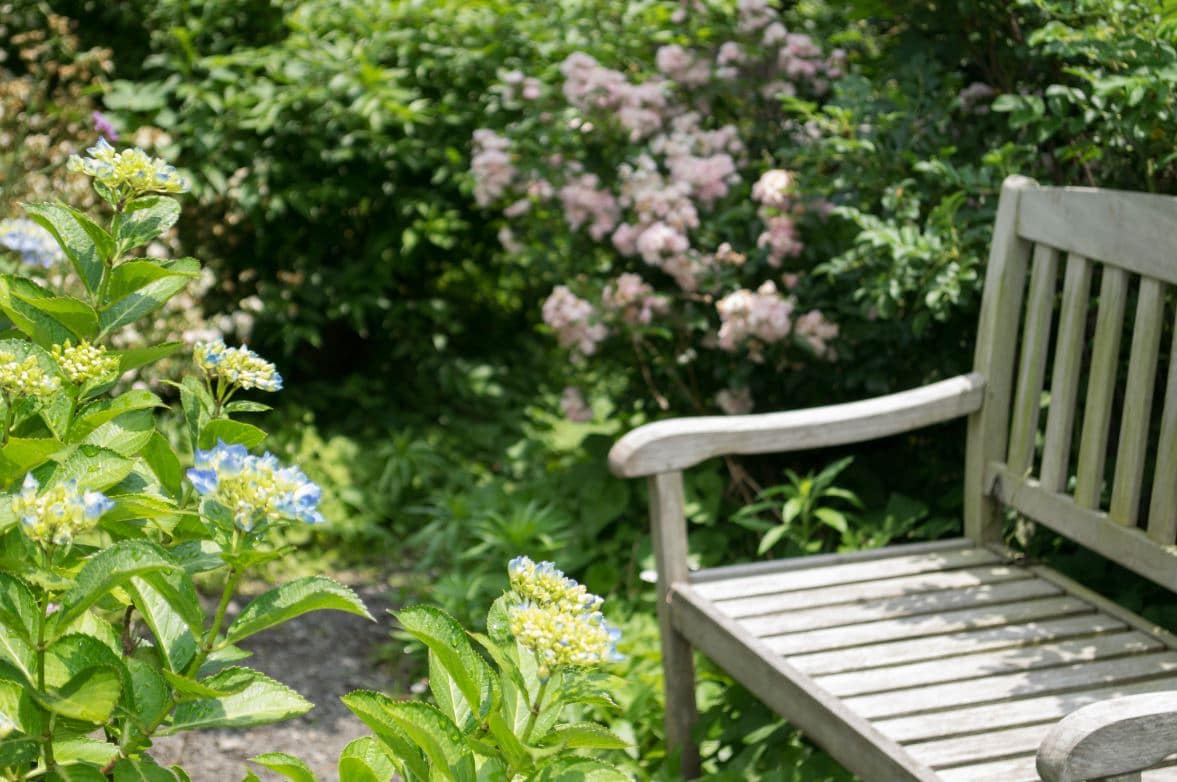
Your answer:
(12, 474), (114, 546)
(194, 339), (283, 392)
(0, 218), (64, 267)
(187, 440), (323, 529)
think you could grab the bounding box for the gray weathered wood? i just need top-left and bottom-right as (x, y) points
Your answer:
(671, 585), (943, 782)
(648, 471), (699, 777)
(608, 373), (986, 478)
(987, 464), (1177, 593)
(1074, 266), (1129, 509)
(1008, 243), (1061, 475)
(965, 175), (1036, 544)
(908, 722), (1059, 770)
(1109, 276), (1165, 526)
(1017, 186), (1177, 285)
(816, 631), (1161, 698)
(1148, 314), (1177, 544)
(692, 547), (1002, 602)
(1040, 254), (1094, 491)
(1037, 692), (1177, 782)
(790, 614), (1129, 677)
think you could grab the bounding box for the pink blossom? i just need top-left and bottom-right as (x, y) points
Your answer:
(560, 52), (669, 140)
(716, 281), (795, 359)
(471, 129), (515, 207)
(498, 226), (523, 254)
(504, 199), (531, 218)
(717, 42), (746, 66)
(762, 22), (788, 46)
(560, 386), (593, 422)
(542, 286), (608, 356)
(794, 309), (839, 358)
(602, 273), (670, 325)
(752, 169), (794, 209)
(656, 45), (711, 87)
(713, 242), (746, 266)
(526, 179), (555, 201)
(737, 0), (779, 33)
(521, 78), (543, 100)
(636, 222), (690, 266)
(668, 153), (739, 207)
(716, 387), (754, 415)
(559, 174), (620, 240)
(612, 223), (641, 256)
(757, 214), (804, 266)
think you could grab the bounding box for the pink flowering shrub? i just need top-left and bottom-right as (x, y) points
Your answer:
(470, 0), (844, 417)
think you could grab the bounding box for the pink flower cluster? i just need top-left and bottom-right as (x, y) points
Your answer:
(471, 129), (515, 207)
(558, 174), (620, 241)
(794, 309), (839, 358)
(502, 70), (543, 101)
(542, 286), (608, 357)
(561, 53), (669, 141)
(602, 273), (669, 326)
(560, 386), (593, 422)
(716, 281), (795, 360)
(655, 45), (711, 87)
(752, 168), (805, 266)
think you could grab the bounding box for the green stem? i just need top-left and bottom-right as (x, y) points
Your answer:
(522, 677), (549, 745)
(186, 564), (242, 678)
(35, 546), (55, 770)
(1, 392), (15, 447)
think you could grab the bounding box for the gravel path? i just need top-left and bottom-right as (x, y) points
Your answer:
(151, 580), (408, 782)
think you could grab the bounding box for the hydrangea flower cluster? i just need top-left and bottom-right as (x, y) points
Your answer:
(52, 340), (119, 384)
(0, 218), (64, 267)
(0, 351), (60, 399)
(12, 474), (114, 546)
(505, 556), (623, 676)
(186, 441), (323, 530)
(67, 138), (189, 196)
(541, 286), (607, 357)
(716, 281), (795, 360)
(195, 339), (283, 392)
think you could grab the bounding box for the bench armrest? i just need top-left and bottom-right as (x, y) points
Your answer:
(608, 373), (986, 478)
(1037, 693), (1177, 782)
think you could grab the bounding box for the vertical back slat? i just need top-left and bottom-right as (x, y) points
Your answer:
(1108, 277), (1165, 526)
(1147, 313), (1177, 544)
(1073, 267), (1129, 509)
(1039, 254), (1093, 492)
(1007, 244), (1060, 476)
(965, 176), (1036, 544)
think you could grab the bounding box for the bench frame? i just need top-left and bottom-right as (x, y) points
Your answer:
(609, 177), (1177, 781)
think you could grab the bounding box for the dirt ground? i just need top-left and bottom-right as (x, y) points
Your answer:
(150, 579), (409, 782)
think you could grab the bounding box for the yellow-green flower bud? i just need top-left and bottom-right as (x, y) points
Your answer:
(67, 138), (188, 197)
(0, 351), (60, 398)
(53, 340), (119, 384)
(11, 474), (114, 547)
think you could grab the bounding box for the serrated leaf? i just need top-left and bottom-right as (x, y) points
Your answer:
(223, 401), (272, 414)
(31, 666), (122, 723)
(342, 693), (473, 782)
(84, 408), (155, 457)
(0, 736), (39, 768)
(538, 722), (629, 750)
(50, 444), (134, 492)
(530, 758), (630, 782)
(341, 691), (429, 782)
(198, 418), (266, 451)
(430, 648), (472, 730)
(69, 391), (164, 442)
(337, 737), (396, 782)
(167, 667), (311, 732)
(249, 753), (317, 782)
(99, 258), (199, 337)
(53, 735), (120, 766)
(0, 436), (65, 484)
(0, 573), (37, 642)
(113, 758), (179, 782)
(46, 763), (109, 782)
(115, 342), (184, 374)
(108, 259), (196, 302)
(113, 196), (181, 253)
(124, 656), (170, 740)
(161, 668), (250, 698)
(54, 540), (180, 630)
(9, 291), (98, 341)
(396, 605), (492, 720)
(0, 275), (74, 346)
(226, 576), (371, 644)
(23, 202), (105, 292)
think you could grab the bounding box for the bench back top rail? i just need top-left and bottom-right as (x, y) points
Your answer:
(968, 178), (1177, 592)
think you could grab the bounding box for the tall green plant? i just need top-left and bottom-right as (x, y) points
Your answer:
(0, 139), (370, 780)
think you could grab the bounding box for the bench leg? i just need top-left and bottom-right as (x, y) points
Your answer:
(648, 472), (701, 778)
(659, 601), (700, 778)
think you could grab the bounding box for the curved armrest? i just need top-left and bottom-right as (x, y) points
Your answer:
(608, 373), (986, 478)
(1037, 693), (1177, 782)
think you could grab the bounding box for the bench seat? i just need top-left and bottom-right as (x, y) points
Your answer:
(672, 539), (1177, 782)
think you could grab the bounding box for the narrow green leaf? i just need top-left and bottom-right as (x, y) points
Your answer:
(109, 259), (197, 302)
(250, 753), (318, 782)
(160, 669), (251, 698)
(54, 540), (180, 630)
(31, 666), (122, 723)
(113, 196), (181, 252)
(141, 432), (183, 499)
(341, 691), (429, 782)
(99, 258), (200, 337)
(124, 657), (171, 740)
(529, 758), (630, 782)
(0, 275), (72, 346)
(227, 577), (371, 644)
(23, 202), (105, 292)
(396, 605), (492, 719)
(167, 667), (311, 732)
(198, 418), (266, 451)
(538, 722), (629, 750)
(223, 401), (272, 414)
(113, 758), (179, 782)
(429, 649), (472, 730)
(337, 737), (396, 782)
(125, 578), (198, 673)
(51, 736), (119, 766)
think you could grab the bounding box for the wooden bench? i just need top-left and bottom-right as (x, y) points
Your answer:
(608, 177), (1177, 782)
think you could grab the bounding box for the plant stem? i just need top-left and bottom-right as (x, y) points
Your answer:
(35, 546), (55, 770)
(186, 564), (242, 678)
(1, 392), (15, 447)
(522, 677), (549, 744)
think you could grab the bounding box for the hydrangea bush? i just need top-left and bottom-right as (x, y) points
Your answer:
(472, 0), (844, 417)
(248, 557), (631, 782)
(0, 140), (372, 780)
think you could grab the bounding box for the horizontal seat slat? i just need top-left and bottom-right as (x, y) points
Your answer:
(790, 614), (1129, 677)
(715, 565), (1030, 619)
(690, 548), (1002, 602)
(875, 676), (1177, 743)
(906, 722), (1056, 769)
(762, 596), (1092, 656)
(846, 651), (1177, 720)
(742, 579), (1061, 637)
(937, 753), (1177, 782)
(816, 631), (1162, 698)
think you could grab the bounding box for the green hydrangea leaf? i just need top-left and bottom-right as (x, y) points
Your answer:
(529, 758), (630, 782)
(0, 573), (37, 642)
(141, 432), (183, 499)
(108, 259), (197, 302)
(160, 668), (251, 699)
(198, 418), (266, 451)
(395, 605), (493, 721)
(52, 736), (119, 767)
(114, 342), (184, 375)
(341, 692), (473, 782)
(112, 196), (181, 253)
(537, 722), (629, 750)
(98, 258), (200, 338)
(48, 444), (134, 492)
(167, 667), (311, 732)
(54, 540), (181, 631)
(249, 753), (318, 782)
(69, 391), (165, 443)
(341, 691), (429, 782)
(8, 291), (99, 342)
(31, 665), (122, 724)
(113, 757), (179, 782)
(0, 737), (39, 769)
(226, 576), (371, 644)
(0, 276), (74, 348)
(23, 202), (106, 293)
(83, 408), (155, 457)
(337, 737), (396, 782)
(0, 436), (66, 484)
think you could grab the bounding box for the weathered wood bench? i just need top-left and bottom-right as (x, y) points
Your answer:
(609, 177), (1177, 782)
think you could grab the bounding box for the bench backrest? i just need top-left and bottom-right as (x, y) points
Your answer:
(965, 176), (1177, 591)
